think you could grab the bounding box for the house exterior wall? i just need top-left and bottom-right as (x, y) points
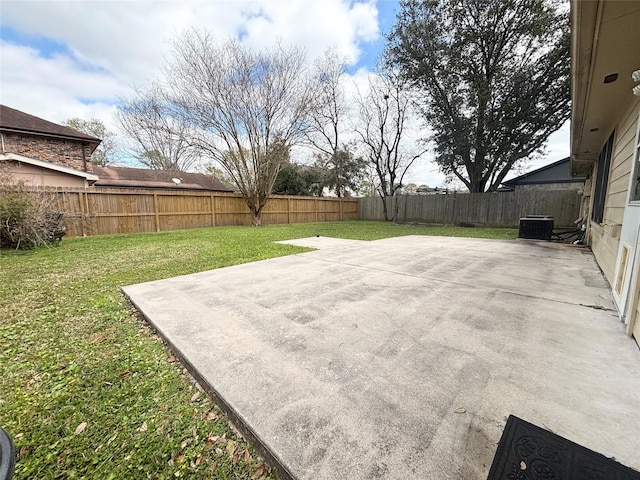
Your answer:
(4, 161), (89, 188)
(588, 98), (640, 283)
(2, 132), (94, 173)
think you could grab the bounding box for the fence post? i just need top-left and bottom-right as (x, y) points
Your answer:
(339, 199), (343, 221)
(78, 190), (86, 237)
(287, 197), (291, 224)
(315, 199), (318, 223)
(153, 192), (160, 232)
(85, 190), (93, 235)
(451, 191), (457, 226)
(209, 194), (216, 227)
(402, 195), (408, 223)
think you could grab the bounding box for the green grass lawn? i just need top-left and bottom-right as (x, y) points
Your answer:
(0, 221), (517, 479)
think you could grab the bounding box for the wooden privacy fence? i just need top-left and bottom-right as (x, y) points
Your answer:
(45, 187), (358, 237)
(358, 189), (583, 228)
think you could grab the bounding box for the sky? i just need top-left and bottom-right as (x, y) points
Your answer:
(0, 0), (569, 188)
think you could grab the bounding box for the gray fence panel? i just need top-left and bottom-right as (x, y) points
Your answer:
(358, 190), (582, 227)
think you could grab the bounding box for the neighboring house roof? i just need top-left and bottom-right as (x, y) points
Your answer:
(0, 152), (100, 181)
(0, 104), (101, 152)
(501, 157), (586, 189)
(93, 166), (234, 191)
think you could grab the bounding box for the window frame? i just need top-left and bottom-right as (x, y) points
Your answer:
(591, 131), (615, 224)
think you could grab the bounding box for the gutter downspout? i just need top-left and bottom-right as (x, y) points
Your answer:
(1, 133), (5, 154)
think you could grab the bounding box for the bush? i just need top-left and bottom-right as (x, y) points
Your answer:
(0, 173), (65, 249)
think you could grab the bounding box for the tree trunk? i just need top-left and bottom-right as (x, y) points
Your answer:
(391, 195), (400, 223)
(249, 204), (262, 226)
(379, 193), (390, 222)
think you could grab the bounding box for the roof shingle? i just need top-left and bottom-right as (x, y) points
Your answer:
(0, 104), (101, 144)
(93, 166), (234, 192)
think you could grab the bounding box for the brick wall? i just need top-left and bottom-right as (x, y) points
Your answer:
(2, 132), (94, 173)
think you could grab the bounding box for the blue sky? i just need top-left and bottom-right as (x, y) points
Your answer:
(0, 0), (568, 187)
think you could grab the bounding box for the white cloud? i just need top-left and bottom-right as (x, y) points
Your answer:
(0, 0), (567, 186)
(0, 0), (381, 121)
(0, 41), (123, 125)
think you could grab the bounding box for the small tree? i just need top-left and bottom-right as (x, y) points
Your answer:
(164, 31), (313, 225)
(116, 86), (200, 172)
(272, 162), (319, 196)
(204, 165), (238, 191)
(314, 146), (366, 198)
(354, 70), (423, 221)
(386, 0), (570, 192)
(63, 118), (117, 166)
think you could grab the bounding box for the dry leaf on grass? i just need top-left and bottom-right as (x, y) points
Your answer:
(74, 422), (87, 434)
(226, 440), (236, 458)
(204, 411), (218, 421)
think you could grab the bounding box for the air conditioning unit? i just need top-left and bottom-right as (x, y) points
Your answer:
(519, 216), (554, 240)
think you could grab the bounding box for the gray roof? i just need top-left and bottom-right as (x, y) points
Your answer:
(502, 157), (586, 188)
(93, 165), (234, 192)
(0, 104), (102, 146)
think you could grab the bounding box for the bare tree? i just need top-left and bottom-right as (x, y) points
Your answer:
(354, 70), (423, 221)
(305, 49), (367, 197)
(164, 31), (313, 225)
(116, 86), (200, 171)
(307, 49), (348, 156)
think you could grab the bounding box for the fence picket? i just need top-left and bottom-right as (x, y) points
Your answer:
(358, 190), (582, 228)
(37, 187), (358, 237)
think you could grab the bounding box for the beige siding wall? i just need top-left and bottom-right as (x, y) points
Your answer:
(589, 98), (640, 283)
(3, 161), (88, 188)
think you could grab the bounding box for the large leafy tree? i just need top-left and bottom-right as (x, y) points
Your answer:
(386, 0), (570, 192)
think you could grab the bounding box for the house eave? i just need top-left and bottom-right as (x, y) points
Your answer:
(570, 0), (640, 176)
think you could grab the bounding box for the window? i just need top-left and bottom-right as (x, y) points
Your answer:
(591, 131), (615, 224)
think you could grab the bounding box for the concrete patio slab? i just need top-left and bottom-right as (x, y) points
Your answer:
(122, 236), (640, 479)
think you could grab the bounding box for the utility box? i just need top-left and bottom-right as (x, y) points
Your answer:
(519, 216), (554, 240)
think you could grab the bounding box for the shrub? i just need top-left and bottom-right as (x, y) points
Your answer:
(0, 171), (65, 249)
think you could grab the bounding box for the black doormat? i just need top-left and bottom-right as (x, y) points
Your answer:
(487, 415), (640, 480)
